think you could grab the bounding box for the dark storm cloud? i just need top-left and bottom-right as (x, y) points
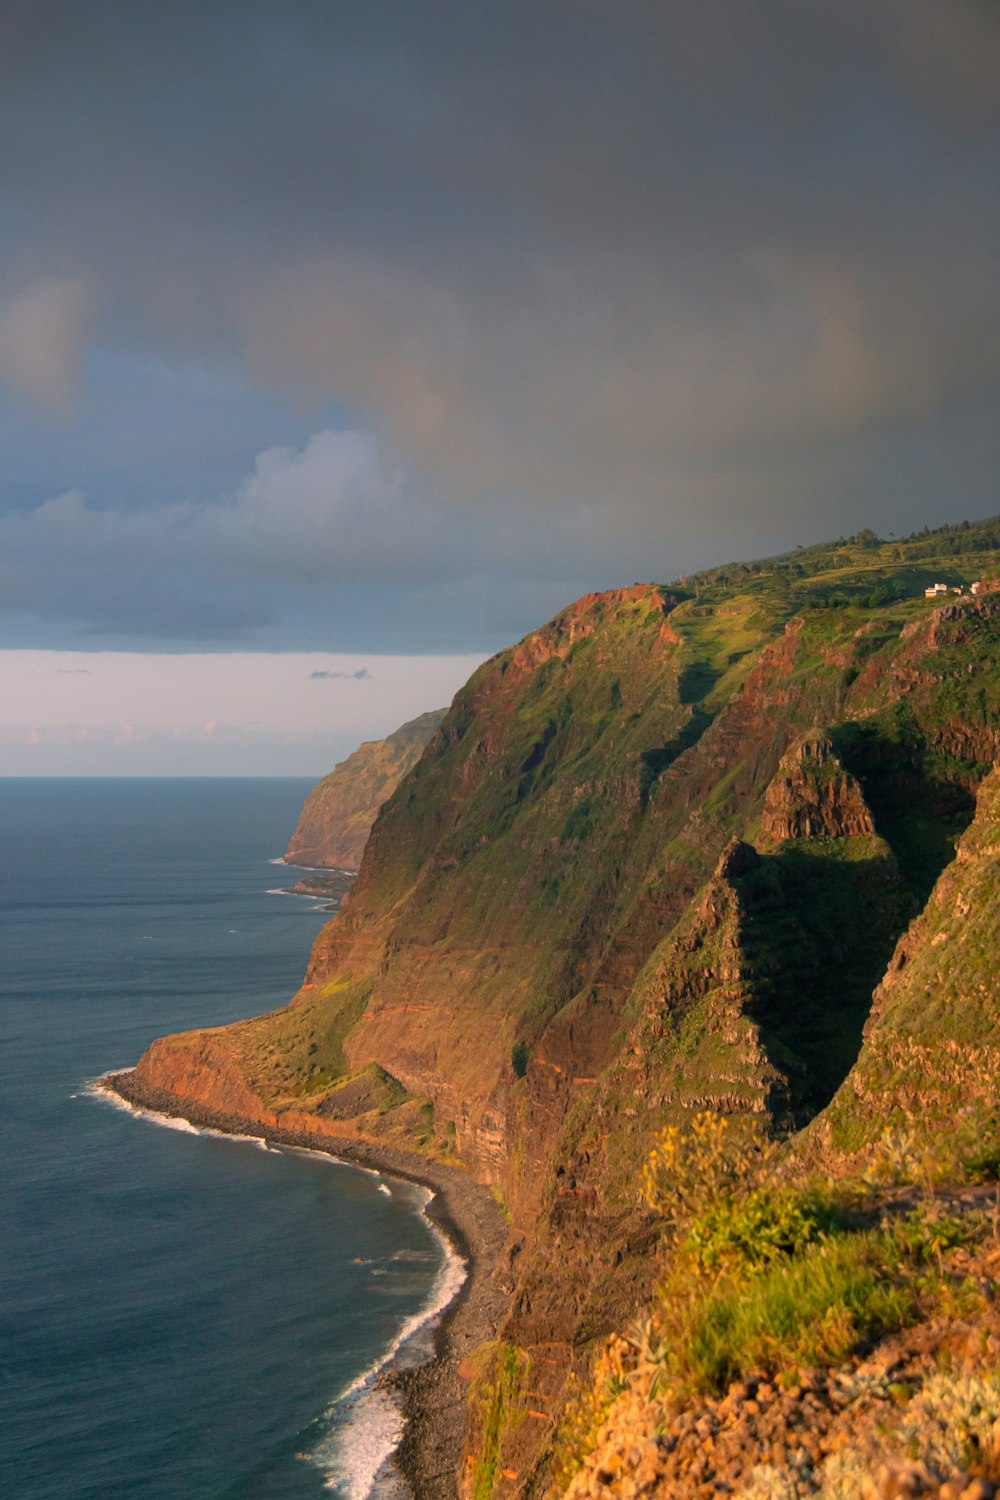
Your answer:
(0, 1), (998, 649)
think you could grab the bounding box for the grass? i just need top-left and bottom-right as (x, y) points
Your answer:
(636, 1114), (990, 1399)
(674, 1226), (919, 1392)
(470, 1343), (529, 1500)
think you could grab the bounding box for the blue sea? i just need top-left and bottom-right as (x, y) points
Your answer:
(0, 779), (460, 1500)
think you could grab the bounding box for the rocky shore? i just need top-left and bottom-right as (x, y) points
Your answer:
(100, 1068), (509, 1500)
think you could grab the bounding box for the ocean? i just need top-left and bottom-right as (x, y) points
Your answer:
(0, 778), (459, 1500)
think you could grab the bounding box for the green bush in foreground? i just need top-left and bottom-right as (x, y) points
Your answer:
(639, 1114), (987, 1397)
(677, 1226), (917, 1391)
(684, 1186), (842, 1273)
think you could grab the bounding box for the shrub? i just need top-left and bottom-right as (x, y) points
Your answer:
(684, 1186), (839, 1273)
(673, 1228), (917, 1392)
(511, 1039), (530, 1078)
(892, 1204), (980, 1263)
(964, 1143), (1000, 1183)
(642, 1110), (777, 1237)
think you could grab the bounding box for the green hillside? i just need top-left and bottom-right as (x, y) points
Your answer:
(126, 514), (1000, 1497)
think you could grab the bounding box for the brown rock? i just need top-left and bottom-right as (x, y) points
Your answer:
(760, 730), (876, 843)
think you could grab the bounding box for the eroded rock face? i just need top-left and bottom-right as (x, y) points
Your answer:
(819, 766), (1000, 1153)
(130, 553), (999, 1204)
(760, 731), (876, 843)
(122, 525), (1000, 1495)
(284, 708), (445, 870)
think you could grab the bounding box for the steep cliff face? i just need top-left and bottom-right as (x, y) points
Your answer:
(818, 764), (1000, 1155)
(134, 531), (1000, 1188)
(284, 708), (445, 869)
(127, 519), (1000, 1495)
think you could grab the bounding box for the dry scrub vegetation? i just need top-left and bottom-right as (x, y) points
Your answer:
(553, 1114), (1000, 1499)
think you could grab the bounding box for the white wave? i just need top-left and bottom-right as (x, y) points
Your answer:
(265, 887), (328, 906)
(377, 1183), (392, 1196)
(88, 1078), (268, 1148)
(203, 1128), (269, 1150)
(274, 856), (357, 876)
(88, 1080), (203, 1134)
(90, 1074), (464, 1500)
(283, 1145), (383, 1180)
(309, 1183), (467, 1498)
(89, 1081), (197, 1130)
(314, 1382), (407, 1500)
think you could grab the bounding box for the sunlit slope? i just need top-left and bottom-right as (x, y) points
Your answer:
(133, 518), (1000, 1208)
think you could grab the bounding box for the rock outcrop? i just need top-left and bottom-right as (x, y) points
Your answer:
(760, 731), (876, 843)
(819, 764), (1000, 1154)
(284, 708), (445, 869)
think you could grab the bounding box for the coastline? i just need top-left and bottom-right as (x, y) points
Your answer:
(99, 1068), (509, 1500)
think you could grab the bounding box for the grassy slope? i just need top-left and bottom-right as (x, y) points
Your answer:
(131, 517), (1000, 1493)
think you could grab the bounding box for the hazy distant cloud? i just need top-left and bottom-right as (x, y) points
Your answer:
(55, 667), (89, 674)
(0, 648), (485, 774)
(0, 276), (91, 409)
(310, 668), (370, 680)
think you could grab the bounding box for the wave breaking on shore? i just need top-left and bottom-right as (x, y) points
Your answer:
(311, 1193), (466, 1498)
(88, 1072), (467, 1499)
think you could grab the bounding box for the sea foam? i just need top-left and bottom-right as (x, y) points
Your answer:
(309, 1182), (467, 1497)
(88, 1078), (267, 1148)
(89, 1078), (466, 1499)
(89, 1077), (202, 1134)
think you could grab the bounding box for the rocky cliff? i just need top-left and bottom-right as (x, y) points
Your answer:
(819, 763), (1000, 1155)
(759, 731), (875, 843)
(284, 707), (445, 869)
(124, 517), (1000, 1497)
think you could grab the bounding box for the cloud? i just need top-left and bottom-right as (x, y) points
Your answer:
(0, 429), (609, 650)
(0, 276), (91, 409)
(310, 668), (370, 680)
(0, 5), (997, 652)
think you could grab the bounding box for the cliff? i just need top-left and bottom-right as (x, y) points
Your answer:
(284, 707), (445, 869)
(122, 515), (1000, 1497)
(818, 763), (1000, 1155)
(759, 731), (875, 843)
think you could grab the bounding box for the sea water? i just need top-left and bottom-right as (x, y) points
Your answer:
(0, 779), (458, 1500)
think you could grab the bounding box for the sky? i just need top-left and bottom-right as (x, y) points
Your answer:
(1, 1), (998, 772)
(0, 650), (483, 776)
